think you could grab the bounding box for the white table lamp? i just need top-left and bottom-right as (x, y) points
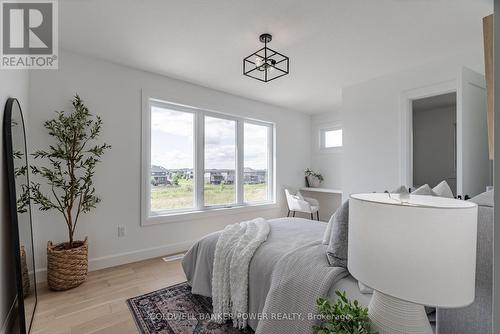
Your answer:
(348, 193), (478, 334)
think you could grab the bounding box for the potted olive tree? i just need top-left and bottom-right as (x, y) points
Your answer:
(31, 95), (110, 291)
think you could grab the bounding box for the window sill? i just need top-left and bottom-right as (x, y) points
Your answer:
(319, 147), (343, 153)
(142, 202), (279, 226)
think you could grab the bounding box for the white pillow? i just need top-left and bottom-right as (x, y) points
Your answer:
(432, 180), (454, 198)
(322, 213), (335, 245)
(411, 184), (433, 195)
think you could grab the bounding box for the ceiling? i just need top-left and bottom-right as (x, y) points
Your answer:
(59, 0), (492, 114)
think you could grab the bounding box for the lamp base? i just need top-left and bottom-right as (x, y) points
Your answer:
(368, 290), (433, 334)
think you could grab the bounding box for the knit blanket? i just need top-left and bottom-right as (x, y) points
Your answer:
(255, 241), (347, 334)
(211, 218), (270, 329)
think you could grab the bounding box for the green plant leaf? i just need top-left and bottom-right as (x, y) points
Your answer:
(314, 291), (374, 334)
(29, 94), (111, 247)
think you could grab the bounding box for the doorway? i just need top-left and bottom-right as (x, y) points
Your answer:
(412, 92), (457, 195)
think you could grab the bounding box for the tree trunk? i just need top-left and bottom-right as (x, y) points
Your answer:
(67, 206), (73, 249)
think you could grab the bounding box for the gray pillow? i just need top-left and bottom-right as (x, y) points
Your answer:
(470, 189), (493, 207)
(322, 213), (335, 245)
(432, 181), (454, 198)
(326, 200), (349, 268)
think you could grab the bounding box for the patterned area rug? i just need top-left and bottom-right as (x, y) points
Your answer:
(127, 282), (254, 334)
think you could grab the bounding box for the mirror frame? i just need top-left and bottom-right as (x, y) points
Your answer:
(3, 97), (37, 334)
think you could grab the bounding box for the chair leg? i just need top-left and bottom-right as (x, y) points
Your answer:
(287, 210), (290, 217)
(310, 213), (314, 220)
(292, 211), (296, 217)
(317, 211), (320, 221)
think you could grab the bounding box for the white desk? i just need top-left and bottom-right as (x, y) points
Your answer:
(300, 187), (342, 194)
(299, 188), (343, 221)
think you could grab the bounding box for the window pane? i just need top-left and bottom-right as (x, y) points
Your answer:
(204, 116), (236, 206)
(324, 129), (342, 148)
(150, 106), (194, 212)
(244, 123), (269, 202)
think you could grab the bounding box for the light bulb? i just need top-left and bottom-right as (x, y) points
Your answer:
(255, 57), (264, 67)
(268, 59), (276, 72)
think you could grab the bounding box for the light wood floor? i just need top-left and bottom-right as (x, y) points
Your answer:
(31, 257), (186, 334)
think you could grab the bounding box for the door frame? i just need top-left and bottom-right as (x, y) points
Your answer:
(400, 79), (457, 188)
(457, 67), (490, 197)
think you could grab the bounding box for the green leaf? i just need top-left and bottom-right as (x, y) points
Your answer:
(29, 94), (110, 245)
(314, 291), (371, 334)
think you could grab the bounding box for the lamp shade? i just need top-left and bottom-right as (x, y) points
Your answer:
(348, 193), (478, 307)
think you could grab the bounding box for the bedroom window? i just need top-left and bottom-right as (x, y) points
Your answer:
(142, 97), (275, 225)
(150, 105), (195, 211)
(244, 122), (271, 203)
(320, 127), (343, 149)
(204, 116), (237, 206)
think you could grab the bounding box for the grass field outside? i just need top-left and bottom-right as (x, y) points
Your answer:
(151, 179), (268, 211)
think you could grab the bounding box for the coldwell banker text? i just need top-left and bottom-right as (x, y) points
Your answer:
(1, 0), (58, 69)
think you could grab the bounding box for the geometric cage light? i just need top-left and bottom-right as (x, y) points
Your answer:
(243, 33), (289, 82)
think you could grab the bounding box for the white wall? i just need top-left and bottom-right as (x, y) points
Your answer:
(310, 110), (343, 190)
(307, 111), (344, 220)
(28, 50), (311, 274)
(341, 57), (483, 200)
(0, 71), (29, 332)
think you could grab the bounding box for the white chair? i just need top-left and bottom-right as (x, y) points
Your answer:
(284, 189), (320, 220)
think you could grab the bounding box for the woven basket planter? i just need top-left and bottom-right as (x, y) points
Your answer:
(47, 237), (88, 291)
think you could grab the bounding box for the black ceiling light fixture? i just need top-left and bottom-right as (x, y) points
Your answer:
(243, 33), (289, 82)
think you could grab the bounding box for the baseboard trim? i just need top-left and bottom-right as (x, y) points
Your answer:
(35, 240), (195, 282)
(0, 297), (17, 334)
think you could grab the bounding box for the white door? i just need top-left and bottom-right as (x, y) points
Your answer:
(457, 67), (491, 198)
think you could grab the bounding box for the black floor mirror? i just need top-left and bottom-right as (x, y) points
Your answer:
(4, 98), (37, 333)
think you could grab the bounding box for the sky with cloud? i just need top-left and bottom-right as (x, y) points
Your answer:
(151, 106), (269, 170)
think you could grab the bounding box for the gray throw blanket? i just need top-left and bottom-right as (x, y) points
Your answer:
(256, 241), (347, 333)
(182, 218), (347, 333)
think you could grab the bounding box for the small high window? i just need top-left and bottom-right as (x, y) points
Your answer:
(321, 128), (343, 149)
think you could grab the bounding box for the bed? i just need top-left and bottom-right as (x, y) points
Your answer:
(182, 217), (372, 332)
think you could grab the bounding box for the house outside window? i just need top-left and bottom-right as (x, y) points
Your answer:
(142, 97), (275, 225)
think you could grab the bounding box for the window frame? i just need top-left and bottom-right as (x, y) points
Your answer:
(319, 125), (343, 151)
(141, 96), (276, 226)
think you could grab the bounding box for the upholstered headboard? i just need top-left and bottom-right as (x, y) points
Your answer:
(436, 190), (493, 334)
